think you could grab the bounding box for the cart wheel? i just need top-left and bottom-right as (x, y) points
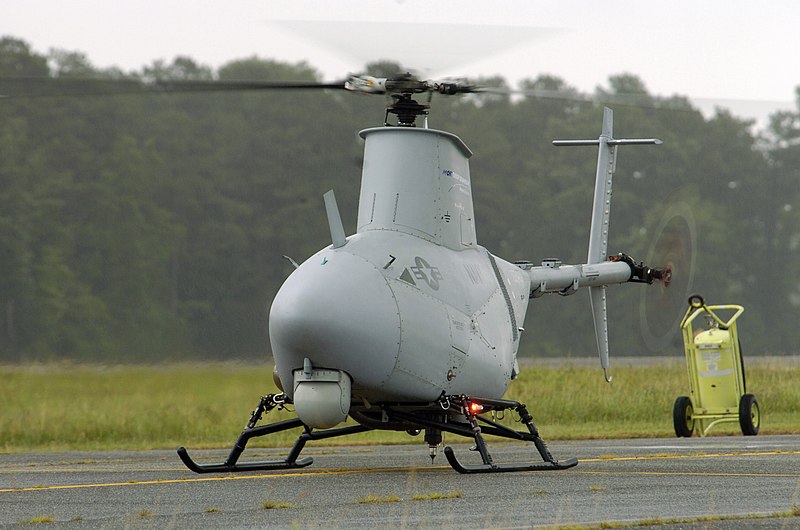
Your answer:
(738, 394), (760, 436)
(673, 396), (694, 437)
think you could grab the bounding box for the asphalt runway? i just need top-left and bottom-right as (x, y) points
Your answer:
(1, 435), (799, 528)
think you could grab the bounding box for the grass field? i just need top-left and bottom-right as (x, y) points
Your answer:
(1, 358), (798, 453)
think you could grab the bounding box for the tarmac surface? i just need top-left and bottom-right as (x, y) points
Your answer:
(1, 435), (799, 528)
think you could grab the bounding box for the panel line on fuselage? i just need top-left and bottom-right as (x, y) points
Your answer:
(486, 252), (519, 342)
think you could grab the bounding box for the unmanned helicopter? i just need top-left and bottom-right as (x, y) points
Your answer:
(169, 73), (670, 474)
(1, 71), (672, 474)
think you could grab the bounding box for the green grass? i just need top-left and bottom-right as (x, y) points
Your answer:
(355, 494), (402, 504)
(262, 501), (295, 510)
(1, 359), (798, 452)
(505, 359), (800, 440)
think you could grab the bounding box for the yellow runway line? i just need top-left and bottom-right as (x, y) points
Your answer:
(581, 450), (800, 463)
(576, 470), (800, 478)
(0, 465), (449, 493)
(2, 449), (798, 494)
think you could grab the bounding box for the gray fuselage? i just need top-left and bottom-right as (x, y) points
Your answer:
(269, 126), (529, 404)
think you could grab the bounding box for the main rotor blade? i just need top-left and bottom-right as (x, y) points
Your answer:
(471, 85), (692, 111)
(0, 76), (347, 98)
(0, 74), (700, 116)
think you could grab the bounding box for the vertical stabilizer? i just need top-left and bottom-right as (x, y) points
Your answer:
(589, 286), (612, 382)
(553, 108), (661, 381)
(589, 108), (615, 382)
(587, 107), (616, 266)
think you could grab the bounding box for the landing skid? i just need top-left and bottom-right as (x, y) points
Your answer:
(177, 395), (369, 474)
(177, 418), (314, 473)
(445, 447), (577, 473)
(177, 393), (577, 474)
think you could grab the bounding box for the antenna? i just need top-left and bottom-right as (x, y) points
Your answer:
(323, 190), (347, 248)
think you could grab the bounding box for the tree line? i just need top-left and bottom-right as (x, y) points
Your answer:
(1, 36), (798, 362)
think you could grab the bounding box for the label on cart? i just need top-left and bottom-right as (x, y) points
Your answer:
(699, 350), (733, 377)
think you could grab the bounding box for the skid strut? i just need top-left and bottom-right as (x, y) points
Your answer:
(177, 393), (370, 473)
(444, 397), (577, 473)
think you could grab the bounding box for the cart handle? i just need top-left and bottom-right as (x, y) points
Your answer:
(680, 295), (744, 330)
(688, 294), (705, 308)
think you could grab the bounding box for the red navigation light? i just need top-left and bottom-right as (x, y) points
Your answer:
(469, 402), (484, 414)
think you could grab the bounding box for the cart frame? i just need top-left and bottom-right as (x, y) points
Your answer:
(675, 295), (758, 437)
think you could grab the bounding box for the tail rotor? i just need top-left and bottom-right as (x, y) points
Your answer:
(639, 201), (698, 352)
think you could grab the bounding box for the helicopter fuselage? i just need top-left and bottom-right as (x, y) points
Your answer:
(269, 126), (530, 427)
(270, 230), (529, 403)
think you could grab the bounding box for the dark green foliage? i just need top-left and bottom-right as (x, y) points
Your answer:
(1, 36), (798, 361)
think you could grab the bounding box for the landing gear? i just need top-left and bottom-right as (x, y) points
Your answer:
(438, 396), (578, 474)
(177, 394), (369, 473)
(178, 393), (577, 475)
(386, 396), (577, 473)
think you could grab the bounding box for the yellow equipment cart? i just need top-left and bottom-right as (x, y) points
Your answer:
(673, 295), (759, 437)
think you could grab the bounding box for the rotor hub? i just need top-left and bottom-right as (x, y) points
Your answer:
(386, 93), (429, 127)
